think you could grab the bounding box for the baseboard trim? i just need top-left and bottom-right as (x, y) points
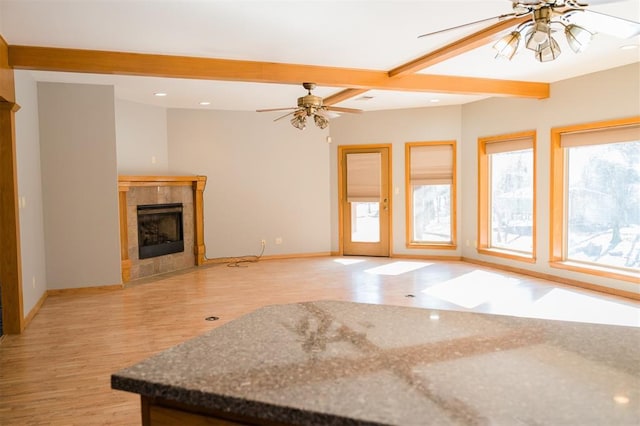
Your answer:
(203, 252), (332, 265)
(462, 257), (640, 301)
(392, 253), (463, 261)
(47, 283), (124, 296)
(23, 290), (48, 329)
(261, 252), (332, 260)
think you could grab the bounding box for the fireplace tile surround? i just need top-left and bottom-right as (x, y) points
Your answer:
(118, 176), (207, 283)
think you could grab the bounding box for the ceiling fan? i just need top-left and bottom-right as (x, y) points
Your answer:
(418, 0), (640, 62)
(257, 83), (362, 130)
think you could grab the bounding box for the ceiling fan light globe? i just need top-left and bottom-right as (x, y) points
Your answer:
(525, 29), (539, 51)
(535, 37), (561, 62)
(532, 22), (550, 44)
(291, 115), (306, 130)
(565, 24), (592, 53)
(314, 114), (329, 129)
(493, 31), (521, 60)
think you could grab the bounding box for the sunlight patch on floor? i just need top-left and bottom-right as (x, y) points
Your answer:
(333, 258), (366, 265)
(422, 270), (521, 308)
(528, 288), (640, 327)
(365, 261), (432, 276)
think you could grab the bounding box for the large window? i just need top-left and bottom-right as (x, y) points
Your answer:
(550, 117), (640, 282)
(478, 131), (536, 261)
(405, 141), (456, 248)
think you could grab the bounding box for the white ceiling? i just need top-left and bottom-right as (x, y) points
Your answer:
(1, 0), (639, 112)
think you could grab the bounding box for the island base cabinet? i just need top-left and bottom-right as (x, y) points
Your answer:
(141, 396), (251, 426)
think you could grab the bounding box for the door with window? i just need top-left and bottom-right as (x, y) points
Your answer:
(339, 145), (391, 256)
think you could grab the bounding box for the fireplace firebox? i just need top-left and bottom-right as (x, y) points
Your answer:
(137, 203), (184, 259)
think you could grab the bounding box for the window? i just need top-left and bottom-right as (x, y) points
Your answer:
(346, 152), (382, 243)
(405, 141), (456, 248)
(550, 117), (640, 282)
(478, 131), (536, 261)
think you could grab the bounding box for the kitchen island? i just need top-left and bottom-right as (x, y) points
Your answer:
(112, 300), (640, 425)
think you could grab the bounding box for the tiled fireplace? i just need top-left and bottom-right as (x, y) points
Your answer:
(118, 176), (207, 282)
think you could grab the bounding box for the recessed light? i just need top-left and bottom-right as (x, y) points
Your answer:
(613, 395), (630, 405)
(430, 99), (441, 103)
(199, 101), (211, 106)
(355, 95), (374, 101)
(154, 92), (167, 97)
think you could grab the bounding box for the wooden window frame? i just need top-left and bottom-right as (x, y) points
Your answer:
(405, 141), (457, 250)
(478, 131), (536, 263)
(550, 116), (640, 284)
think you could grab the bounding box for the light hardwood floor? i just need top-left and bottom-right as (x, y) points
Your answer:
(1, 256), (639, 425)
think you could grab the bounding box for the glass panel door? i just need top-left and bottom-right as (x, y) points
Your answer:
(340, 146), (390, 257)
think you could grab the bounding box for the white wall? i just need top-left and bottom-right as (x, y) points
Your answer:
(14, 70), (47, 313)
(37, 82), (121, 289)
(115, 99), (169, 174)
(167, 109), (332, 258)
(460, 63), (640, 295)
(329, 106), (463, 255)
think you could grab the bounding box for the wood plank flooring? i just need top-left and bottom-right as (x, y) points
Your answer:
(1, 256), (638, 425)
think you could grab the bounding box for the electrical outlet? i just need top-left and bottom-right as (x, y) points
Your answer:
(32, 276), (36, 289)
(275, 237), (283, 245)
(261, 239), (266, 247)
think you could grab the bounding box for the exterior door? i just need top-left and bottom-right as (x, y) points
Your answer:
(339, 145), (391, 256)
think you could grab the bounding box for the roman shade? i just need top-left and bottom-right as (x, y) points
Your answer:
(560, 124), (640, 148)
(485, 136), (533, 155)
(410, 144), (453, 185)
(346, 152), (381, 202)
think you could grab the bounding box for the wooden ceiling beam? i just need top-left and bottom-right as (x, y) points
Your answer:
(323, 88), (370, 106)
(8, 45), (548, 99)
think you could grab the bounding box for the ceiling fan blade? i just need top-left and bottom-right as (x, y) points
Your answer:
(418, 13), (517, 38)
(565, 8), (640, 38)
(325, 106), (363, 114)
(273, 110), (297, 122)
(256, 107), (296, 112)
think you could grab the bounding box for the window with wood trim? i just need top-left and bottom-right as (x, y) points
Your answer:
(478, 131), (536, 262)
(550, 117), (640, 283)
(405, 141), (456, 248)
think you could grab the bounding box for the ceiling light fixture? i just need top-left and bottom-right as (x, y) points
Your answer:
(154, 92), (167, 97)
(493, 6), (595, 63)
(199, 101), (211, 106)
(494, 31), (521, 60)
(565, 24), (592, 53)
(290, 110), (307, 130)
(258, 83), (361, 130)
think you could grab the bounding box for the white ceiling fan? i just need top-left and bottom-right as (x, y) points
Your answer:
(257, 83), (362, 130)
(418, 0), (640, 62)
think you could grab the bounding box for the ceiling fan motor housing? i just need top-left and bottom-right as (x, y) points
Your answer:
(298, 94), (324, 115)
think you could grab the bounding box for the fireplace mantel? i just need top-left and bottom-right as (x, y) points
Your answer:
(118, 175), (207, 283)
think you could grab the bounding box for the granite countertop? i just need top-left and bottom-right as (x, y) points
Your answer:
(111, 300), (640, 425)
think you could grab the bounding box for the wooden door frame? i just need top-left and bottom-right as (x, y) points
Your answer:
(0, 35), (24, 334)
(337, 144), (393, 256)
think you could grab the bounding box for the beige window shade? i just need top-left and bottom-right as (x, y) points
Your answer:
(410, 144), (453, 185)
(346, 152), (381, 202)
(485, 137), (533, 155)
(561, 124), (640, 148)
